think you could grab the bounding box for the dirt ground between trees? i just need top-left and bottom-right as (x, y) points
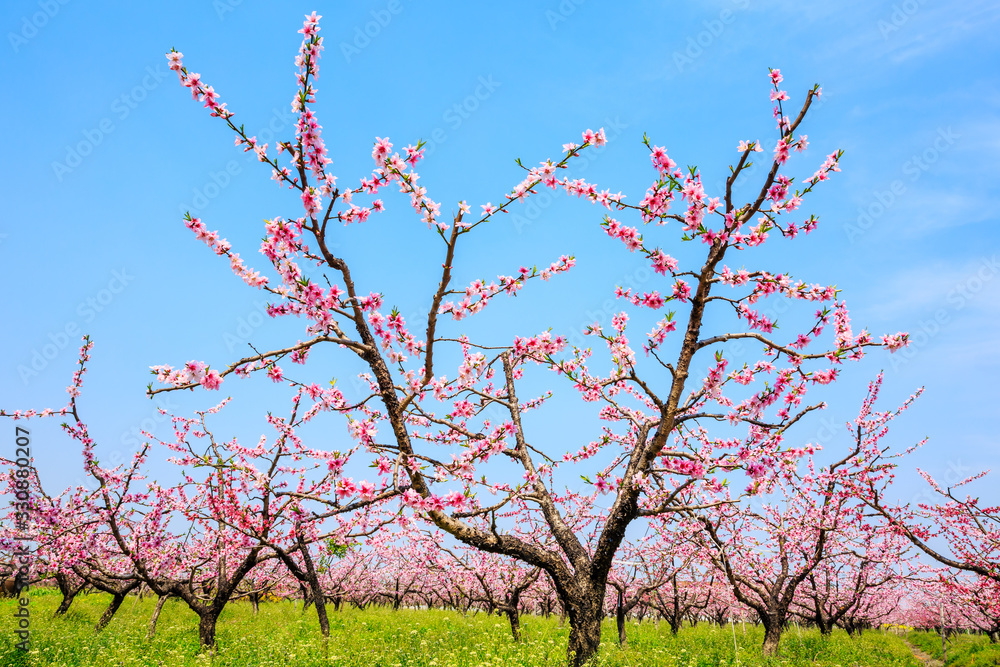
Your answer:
(904, 640), (945, 667)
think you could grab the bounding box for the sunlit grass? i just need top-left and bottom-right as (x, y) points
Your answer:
(0, 588), (921, 666)
(908, 630), (1000, 666)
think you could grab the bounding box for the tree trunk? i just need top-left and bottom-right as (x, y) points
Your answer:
(54, 587), (79, 616)
(296, 529), (331, 639)
(53, 573), (84, 617)
(506, 607), (521, 642)
(147, 594), (170, 639)
(669, 582), (682, 635)
(506, 588), (523, 642)
(54, 591), (76, 616)
(761, 620), (783, 656)
(95, 592), (126, 632)
(566, 599), (603, 667)
(198, 611), (219, 649)
(616, 589), (627, 647)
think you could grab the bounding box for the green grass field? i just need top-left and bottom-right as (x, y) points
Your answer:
(908, 630), (1000, 666)
(1, 589), (924, 666)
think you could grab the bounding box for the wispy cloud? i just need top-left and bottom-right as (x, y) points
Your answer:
(869, 256), (1000, 320)
(880, 1), (1000, 63)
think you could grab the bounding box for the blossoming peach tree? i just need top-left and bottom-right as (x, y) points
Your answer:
(3, 10), (912, 665)
(2, 337), (401, 647)
(683, 373), (920, 655)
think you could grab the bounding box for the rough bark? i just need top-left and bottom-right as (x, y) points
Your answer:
(297, 529), (330, 638)
(506, 606), (522, 642)
(567, 606), (603, 667)
(147, 594), (170, 639)
(761, 618), (783, 656)
(506, 587), (523, 642)
(53, 573), (85, 617)
(198, 611), (219, 649)
(270, 529), (331, 638)
(301, 583), (313, 612)
(95, 592), (126, 632)
(54, 589), (77, 616)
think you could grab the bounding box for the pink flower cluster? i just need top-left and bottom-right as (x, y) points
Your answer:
(603, 217), (642, 251)
(364, 137), (442, 229)
(478, 130), (624, 227)
(166, 50), (232, 119)
(368, 309), (423, 363)
(401, 488), (468, 513)
(184, 215), (268, 288)
(292, 12), (324, 111)
(644, 316), (678, 354)
(150, 360), (223, 390)
(290, 13), (328, 181)
(880, 332), (910, 352)
(512, 331), (567, 363)
(650, 249), (679, 276)
(438, 257), (575, 321)
(805, 151), (842, 185)
(614, 285), (667, 310)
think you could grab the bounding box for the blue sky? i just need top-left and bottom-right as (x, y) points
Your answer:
(1, 1), (997, 512)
